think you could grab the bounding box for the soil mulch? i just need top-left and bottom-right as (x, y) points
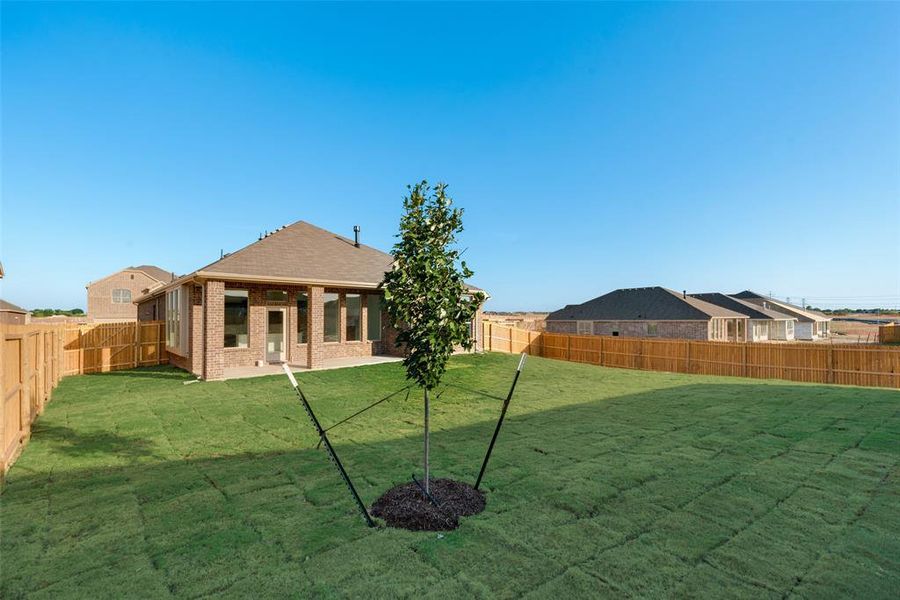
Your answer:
(371, 478), (486, 531)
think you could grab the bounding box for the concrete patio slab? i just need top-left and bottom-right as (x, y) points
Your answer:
(222, 355), (402, 381)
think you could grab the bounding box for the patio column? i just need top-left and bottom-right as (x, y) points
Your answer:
(307, 285), (324, 369)
(204, 280), (225, 380)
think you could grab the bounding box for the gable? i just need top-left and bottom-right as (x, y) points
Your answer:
(197, 221), (394, 286)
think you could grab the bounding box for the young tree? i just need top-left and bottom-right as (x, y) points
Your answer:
(382, 181), (485, 493)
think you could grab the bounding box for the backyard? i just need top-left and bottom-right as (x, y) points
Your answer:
(1, 353), (897, 598)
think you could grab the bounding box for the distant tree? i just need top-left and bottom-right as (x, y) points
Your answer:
(30, 308), (85, 318)
(382, 181), (485, 493)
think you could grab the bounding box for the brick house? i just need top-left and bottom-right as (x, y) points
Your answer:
(547, 287), (749, 341)
(87, 265), (175, 322)
(135, 221), (485, 380)
(731, 291), (831, 340)
(0, 299), (29, 325)
(689, 293), (797, 342)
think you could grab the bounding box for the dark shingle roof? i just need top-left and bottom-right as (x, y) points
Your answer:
(0, 299), (28, 313)
(548, 287), (747, 321)
(131, 265), (176, 283)
(732, 290), (830, 322)
(690, 293), (796, 320)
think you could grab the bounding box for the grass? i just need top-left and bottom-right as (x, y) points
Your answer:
(1, 353), (898, 598)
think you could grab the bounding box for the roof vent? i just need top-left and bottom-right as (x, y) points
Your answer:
(683, 290), (686, 299)
(353, 225), (360, 248)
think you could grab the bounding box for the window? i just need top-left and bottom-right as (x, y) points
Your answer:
(224, 290), (249, 348)
(166, 288), (181, 350)
(367, 295), (382, 341)
(647, 322), (658, 336)
(112, 289), (132, 304)
(165, 286), (188, 353)
(323, 293), (339, 342)
(577, 320), (592, 335)
(266, 290), (288, 303)
(296, 292), (308, 343)
(346, 294), (361, 341)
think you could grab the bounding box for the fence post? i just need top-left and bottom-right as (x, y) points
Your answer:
(158, 322), (165, 365)
(686, 341), (692, 373)
(827, 345), (834, 384)
(566, 334), (571, 361)
(599, 335), (604, 366)
(79, 327), (84, 375)
(742, 344), (748, 378)
(133, 322), (140, 368)
(23, 334), (31, 443)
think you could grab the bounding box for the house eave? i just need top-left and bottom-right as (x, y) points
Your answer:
(134, 272), (489, 304)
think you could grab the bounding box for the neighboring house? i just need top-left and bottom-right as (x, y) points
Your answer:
(546, 287), (750, 341)
(732, 291), (831, 340)
(0, 299), (29, 325)
(135, 220), (486, 381)
(689, 293), (797, 342)
(86, 265), (175, 322)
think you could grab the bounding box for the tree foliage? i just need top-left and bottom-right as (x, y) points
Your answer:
(382, 181), (485, 390)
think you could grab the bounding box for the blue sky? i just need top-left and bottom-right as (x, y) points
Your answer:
(2, 2), (898, 311)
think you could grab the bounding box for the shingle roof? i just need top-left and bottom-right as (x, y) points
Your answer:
(131, 265), (176, 283)
(732, 290), (831, 322)
(548, 287), (748, 321)
(0, 299), (28, 313)
(196, 221), (395, 285)
(690, 293), (797, 321)
(136, 220), (486, 303)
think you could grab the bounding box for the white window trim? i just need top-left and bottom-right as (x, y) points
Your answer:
(165, 286), (189, 355)
(112, 288), (132, 304)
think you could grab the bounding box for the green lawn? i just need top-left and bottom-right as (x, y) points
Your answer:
(1, 353), (898, 598)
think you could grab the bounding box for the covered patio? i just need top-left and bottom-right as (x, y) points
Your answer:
(221, 354), (402, 381)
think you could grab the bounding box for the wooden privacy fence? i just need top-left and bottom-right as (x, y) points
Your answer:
(1, 321), (165, 476)
(483, 322), (900, 390)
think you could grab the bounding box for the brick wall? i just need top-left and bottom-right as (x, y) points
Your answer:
(167, 350), (191, 372)
(137, 296), (165, 322)
(547, 319), (710, 340)
(177, 280), (406, 378)
(0, 311), (28, 325)
(546, 320), (578, 334)
(204, 280), (225, 380)
(88, 270), (162, 321)
(189, 285), (204, 376)
(307, 286), (324, 368)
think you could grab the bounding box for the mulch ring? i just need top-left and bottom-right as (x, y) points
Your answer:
(371, 478), (486, 531)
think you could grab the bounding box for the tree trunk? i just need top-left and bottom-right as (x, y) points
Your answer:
(424, 387), (430, 494)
